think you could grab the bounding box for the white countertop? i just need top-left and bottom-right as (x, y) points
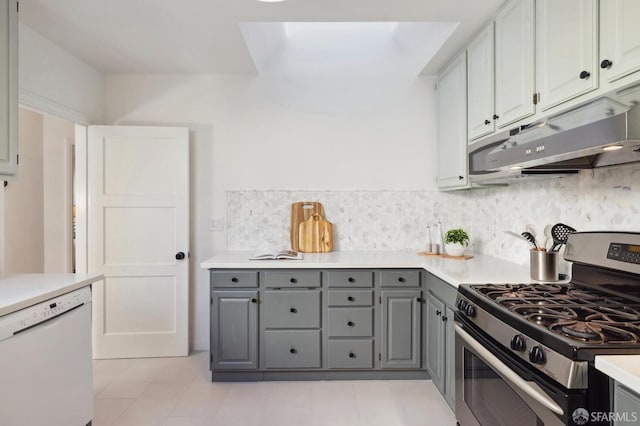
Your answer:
(201, 251), (541, 287)
(0, 273), (104, 317)
(596, 356), (640, 394)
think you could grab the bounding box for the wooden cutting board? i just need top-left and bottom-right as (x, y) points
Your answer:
(290, 202), (325, 251)
(298, 214), (334, 253)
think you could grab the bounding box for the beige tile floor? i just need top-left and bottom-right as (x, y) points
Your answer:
(93, 351), (457, 426)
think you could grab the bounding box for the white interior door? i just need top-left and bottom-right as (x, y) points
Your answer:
(88, 126), (189, 359)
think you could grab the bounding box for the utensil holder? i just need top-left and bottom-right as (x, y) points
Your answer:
(530, 249), (559, 281)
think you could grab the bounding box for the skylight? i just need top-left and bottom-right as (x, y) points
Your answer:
(239, 21), (459, 76)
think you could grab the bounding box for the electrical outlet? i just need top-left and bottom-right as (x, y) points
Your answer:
(209, 218), (225, 232)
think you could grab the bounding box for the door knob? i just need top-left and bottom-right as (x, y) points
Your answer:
(175, 251), (186, 260)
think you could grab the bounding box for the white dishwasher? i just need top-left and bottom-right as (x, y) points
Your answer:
(0, 286), (93, 426)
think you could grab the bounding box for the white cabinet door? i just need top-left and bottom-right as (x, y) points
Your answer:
(89, 126), (190, 358)
(0, 0), (18, 178)
(600, 0), (640, 84)
(536, 0), (598, 111)
(437, 53), (468, 190)
(495, 0), (535, 128)
(467, 24), (495, 141)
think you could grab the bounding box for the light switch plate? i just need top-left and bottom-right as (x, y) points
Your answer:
(209, 218), (225, 232)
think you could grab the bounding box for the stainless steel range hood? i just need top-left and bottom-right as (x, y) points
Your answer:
(469, 92), (640, 184)
(487, 97), (640, 169)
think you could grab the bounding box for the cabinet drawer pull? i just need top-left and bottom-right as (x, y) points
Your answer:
(290, 278), (298, 284)
(349, 352), (356, 358)
(347, 321), (355, 327)
(290, 348), (297, 354)
(493, 114), (499, 120)
(442, 316), (448, 322)
(251, 298), (257, 304)
(600, 59), (612, 69)
(231, 277), (239, 283)
(397, 277), (406, 283)
(416, 297), (423, 303)
(579, 70), (591, 79)
(436, 310), (442, 316)
(484, 119), (491, 125)
(347, 296), (355, 302)
(290, 307), (297, 313)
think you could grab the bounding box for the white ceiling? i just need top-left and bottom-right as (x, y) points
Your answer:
(19, 0), (505, 75)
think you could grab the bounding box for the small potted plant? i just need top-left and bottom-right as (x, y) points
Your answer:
(444, 228), (470, 257)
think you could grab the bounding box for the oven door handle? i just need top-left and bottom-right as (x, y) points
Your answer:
(455, 324), (564, 416)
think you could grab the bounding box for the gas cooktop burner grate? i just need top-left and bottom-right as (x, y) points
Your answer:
(469, 282), (640, 344)
(550, 320), (640, 343)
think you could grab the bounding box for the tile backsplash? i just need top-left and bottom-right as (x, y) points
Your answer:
(226, 163), (640, 265)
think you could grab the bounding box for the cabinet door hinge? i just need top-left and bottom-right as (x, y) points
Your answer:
(210, 353), (213, 363)
(210, 296), (213, 305)
(16, 1), (19, 13)
(16, 154), (19, 165)
(379, 296), (382, 304)
(378, 353), (382, 361)
(533, 92), (540, 105)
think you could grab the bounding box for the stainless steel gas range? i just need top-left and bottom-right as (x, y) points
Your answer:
(454, 231), (640, 426)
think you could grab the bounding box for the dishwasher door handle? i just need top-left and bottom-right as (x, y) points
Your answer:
(12, 303), (86, 338)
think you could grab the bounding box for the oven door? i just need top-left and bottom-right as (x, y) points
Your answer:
(455, 322), (571, 426)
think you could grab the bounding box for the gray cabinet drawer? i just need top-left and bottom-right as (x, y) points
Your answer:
(264, 330), (321, 369)
(380, 270), (420, 287)
(264, 290), (321, 329)
(327, 271), (373, 288)
(327, 339), (374, 369)
(211, 271), (258, 288)
(328, 308), (373, 337)
(264, 271), (321, 288)
(328, 290), (373, 307)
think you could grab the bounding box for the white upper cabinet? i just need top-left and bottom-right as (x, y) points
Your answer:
(600, 0), (640, 85)
(0, 0), (18, 179)
(494, 0), (535, 129)
(467, 24), (495, 141)
(437, 53), (468, 191)
(536, 0), (598, 111)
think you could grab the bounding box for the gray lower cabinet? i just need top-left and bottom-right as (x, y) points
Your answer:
(381, 290), (421, 369)
(425, 272), (457, 410)
(425, 291), (446, 391)
(614, 382), (640, 425)
(209, 268), (427, 380)
(210, 290), (258, 370)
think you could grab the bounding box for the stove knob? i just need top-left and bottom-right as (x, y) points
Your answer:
(529, 346), (546, 365)
(457, 299), (467, 310)
(510, 335), (527, 352)
(465, 304), (476, 318)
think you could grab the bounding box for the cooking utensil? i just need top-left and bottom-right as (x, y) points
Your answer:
(525, 224), (537, 241)
(505, 230), (536, 247)
(543, 224), (553, 251)
(549, 223), (576, 252)
(298, 213), (334, 253)
(291, 202), (325, 250)
(521, 231), (538, 250)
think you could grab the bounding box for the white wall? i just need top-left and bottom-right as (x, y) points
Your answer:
(4, 109), (44, 273)
(19, 24), (104, 123)
(43, 115), (74, 273)
(104, 73), (438, 350)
